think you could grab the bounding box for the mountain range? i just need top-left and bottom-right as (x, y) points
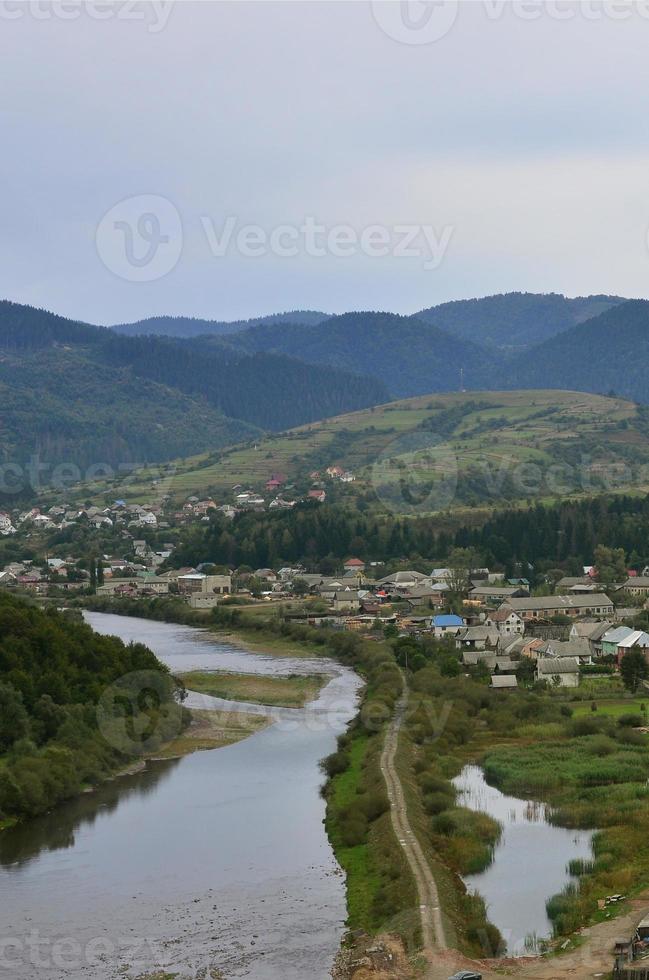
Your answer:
(4, 290), (649, 486)
(0, 301), (386, 475)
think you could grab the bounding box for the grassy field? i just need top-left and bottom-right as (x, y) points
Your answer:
(571, 698), (649, 719)
(180, 670), (326, 707)
(55, 388), (649, 509)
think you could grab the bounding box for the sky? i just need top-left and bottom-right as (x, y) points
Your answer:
(2, 0), (649, 325)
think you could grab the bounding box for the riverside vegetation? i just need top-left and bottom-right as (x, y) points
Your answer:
(0, 594), (188, 828)
(397, 637), (649, 948)
(24, 590), (649, 955)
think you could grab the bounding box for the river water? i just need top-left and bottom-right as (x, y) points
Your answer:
(0, 613), (362, 980)
(453, 764), (594, 955)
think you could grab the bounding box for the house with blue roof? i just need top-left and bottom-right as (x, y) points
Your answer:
(432, 614), (465, 639)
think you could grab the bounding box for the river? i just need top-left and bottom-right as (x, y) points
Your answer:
(0, 612), (362, 980)
(453, 764), (594, 956)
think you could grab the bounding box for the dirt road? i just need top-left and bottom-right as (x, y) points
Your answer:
(380, 675), (448, 954)
(376, 673), (646, 980)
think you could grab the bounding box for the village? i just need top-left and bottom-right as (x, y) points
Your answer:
(3, 489), (649, 692)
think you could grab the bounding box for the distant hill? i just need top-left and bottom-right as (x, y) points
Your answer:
(0, 301), (387, 477)
(111, 310), (330, 338)
(207, 311), (487, 397)
(414, 292), (625, 352)
(509, 299), (649, 402)
(79, 389), (649, 511)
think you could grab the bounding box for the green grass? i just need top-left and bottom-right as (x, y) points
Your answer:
(53, 388), (649, 509)
(179, 670), (326, 708)
(572, 699), (649, 719)
(327, 735), (383, 928)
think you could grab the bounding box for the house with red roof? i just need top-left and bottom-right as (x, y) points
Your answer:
(344, 557), (366, 572)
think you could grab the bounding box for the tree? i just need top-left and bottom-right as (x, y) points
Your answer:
(594, 545), (626, 589)
(620, 649), (649, 693)
(292, 578), (309, 596)
(0, 683), (30, 752)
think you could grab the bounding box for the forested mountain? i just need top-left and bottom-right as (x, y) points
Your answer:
(111, 309), (330, 338)
(0, 302), (387, 475)
(414, 292), (625, 352)
(206, 311), (487, 397)
(0, 596), (184, 822)
(509, 299), (649, 402)
(97, 332), (386, 430)
(0, 345), (259, 473)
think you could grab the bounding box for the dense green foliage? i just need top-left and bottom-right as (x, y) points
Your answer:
(163, 491), (649, 578)
(0, 595), (185, 823)
(0, 301), (387, 478)
(416, 291), (622, 352)
(509, 299), (649, 403)
(209, 311), (486, 397)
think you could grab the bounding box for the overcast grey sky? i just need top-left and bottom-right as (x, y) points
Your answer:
(2, 0), (649, 324)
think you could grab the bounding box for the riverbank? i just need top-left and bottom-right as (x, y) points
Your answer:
(82, 598), (423, 952)
(81, 595), (329, 659)
(152, 706), (270, 757)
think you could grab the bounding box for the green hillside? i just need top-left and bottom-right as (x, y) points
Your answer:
(70, 389), (649, 512)
(415, 291), (624, 352)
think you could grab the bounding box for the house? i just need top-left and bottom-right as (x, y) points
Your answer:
(307, 489), (326, 503)
(378, 570), (433, 591)
(188, 593), (221, 610)
(500, 594), (614, 621)
(403, 585), (445, 609)
(556, 576), (597, 593)
(469, 586), (529, 604)
(485, 608), (525, 636)
(455, 626), (500, 651)
(499, 634), (527, 658)
(432, 614), (465, 638)
(601, 625), (635, 658)
(520, 637), (546, 660)
(536, 637), (593, 665)
(344, 557), (366, 572)
(569, 620), (614, 657)
(177, 573), (232, 595)
(491, 674), (518, 690)
(536, 657), (580, 687)
(616, 630), (649, 666)
(136, 574), (169, 595)
(622, 576), (649, 598)
(332, 591), (361, 613)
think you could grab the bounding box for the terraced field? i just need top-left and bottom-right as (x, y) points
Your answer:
(59, 389), (649, 510)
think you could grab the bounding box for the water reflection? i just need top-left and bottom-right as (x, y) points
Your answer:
(0, 760), (177, 870)
(0, 613), (360, 980)
(454, 765), (594, 956)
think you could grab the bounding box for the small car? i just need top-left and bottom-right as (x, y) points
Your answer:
(448, 973), (483, 980)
